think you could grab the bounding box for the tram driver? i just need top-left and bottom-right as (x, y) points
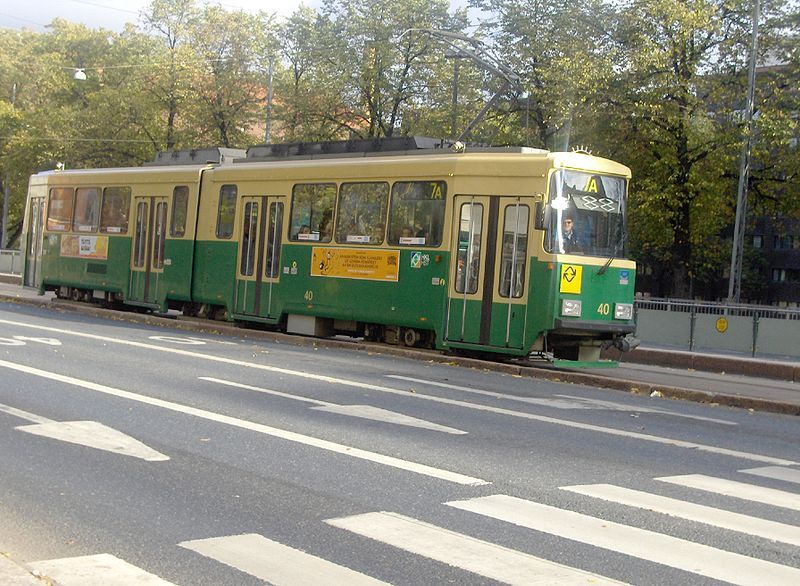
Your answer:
(562, 217), (581, 253)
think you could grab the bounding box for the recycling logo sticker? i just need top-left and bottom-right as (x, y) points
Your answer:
(560, 264), (582, 294)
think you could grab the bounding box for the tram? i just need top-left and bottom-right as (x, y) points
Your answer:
(21, 137), (638, 364)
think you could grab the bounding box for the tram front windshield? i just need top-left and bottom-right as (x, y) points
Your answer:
(545, 170), (626, 258)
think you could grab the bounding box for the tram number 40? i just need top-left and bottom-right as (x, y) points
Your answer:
(596, 303), (611, 316)
(0, 336), (62, 346)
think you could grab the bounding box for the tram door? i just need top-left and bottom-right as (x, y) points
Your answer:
(234, 196), (283, 318)
(23, 196), (45, 287)
(129, 196), (168, 306)
(446, 195), (531, 349)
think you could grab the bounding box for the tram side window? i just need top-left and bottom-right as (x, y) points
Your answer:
(499, 205), (529, 298)
(153, 201), (168, 269)
(388, 181), (446, 247)
(265, 202), (284, 278)
(133, 201), (148, 268)
(239, 201), (258, 276)
(289, 183), (336, 242)
(73, 187), (100, 232)
(455, 202), (483, 294)
(335, 182), (389, 245)
(216, 184), (237, 239)
(170, 186), (189, 237)
(46, 188), (74, 231)
(100, 187), (131, 234)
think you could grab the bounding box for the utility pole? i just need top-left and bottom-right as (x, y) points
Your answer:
(727, 0), (759, 303)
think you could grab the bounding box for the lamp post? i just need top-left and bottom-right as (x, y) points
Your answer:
(727, 0), (759, 303)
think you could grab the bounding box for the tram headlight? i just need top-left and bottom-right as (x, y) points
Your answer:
(561, 299), (582, 317)
(615, 303), (633, 320)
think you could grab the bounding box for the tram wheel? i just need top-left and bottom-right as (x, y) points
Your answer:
(402, 327), (421, 347)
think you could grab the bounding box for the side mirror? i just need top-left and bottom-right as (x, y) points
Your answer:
(535, 202), (550, 230)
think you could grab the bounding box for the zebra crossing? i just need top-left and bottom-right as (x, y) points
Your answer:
(28, 466), (800, 585)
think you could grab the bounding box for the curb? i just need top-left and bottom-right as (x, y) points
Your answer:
(603, 346), (800, 383)
(0, 554), (45, 585)
(1, 292), (798, 416)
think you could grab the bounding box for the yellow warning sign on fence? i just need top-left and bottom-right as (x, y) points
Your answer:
(560, 264), (582, 294)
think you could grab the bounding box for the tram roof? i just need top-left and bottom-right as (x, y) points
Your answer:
(28, 138), (630, 185)
(29, 164), (209, 185)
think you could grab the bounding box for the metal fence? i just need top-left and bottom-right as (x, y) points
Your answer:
(0, 248), (20, 275)
(635, 298), (800, 359)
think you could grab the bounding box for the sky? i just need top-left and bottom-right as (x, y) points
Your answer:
(0, 0), (324, 31)
(0, 0), (473, 32)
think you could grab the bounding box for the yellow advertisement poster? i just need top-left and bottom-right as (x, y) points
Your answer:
(560, 264), (582, 294)
(311, 247), (399, 282)
(60, 235), (109, 260)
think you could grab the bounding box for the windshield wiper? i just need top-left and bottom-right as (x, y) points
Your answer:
(598, 227), (625, 276)
(597, 255), (614, 275)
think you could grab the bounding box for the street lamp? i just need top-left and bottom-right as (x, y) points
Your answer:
(727, 0), (759, 304)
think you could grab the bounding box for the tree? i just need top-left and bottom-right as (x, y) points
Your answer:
(140, 0), (201, 150)
(317, 0), (466, 139)
(183, 6), (270, 148)
(469, 0), (618, 149)
(609, 0), (799, 298)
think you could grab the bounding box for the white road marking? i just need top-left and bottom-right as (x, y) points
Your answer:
(555, 394), (737, 425)
(0, 359), (487, 486)
(562, 483), (800, 546)
(0, 318), (792, 466)
(312, 404), (467, 434)
(386, 374), (590, 409)
(0, 402), (52, 424)
(30, 553), (175, 586)
(447, 494), (800, 586)
(656, 474), (800, 511)
(18, 421), (169, 462)
(326, 511), (626, 585)
(180, 533), (389, 586)
(741, 466), (800, 485)
(199, 376), (326, 405)
(148, 335), (206, 345)
(0, 402), (168, 461)
(200, 376), (467, 434)
(387, 376), (736, 425)
(13, 335), (62, 346)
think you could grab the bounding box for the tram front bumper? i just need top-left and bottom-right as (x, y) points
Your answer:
(553, 319), (636, 335)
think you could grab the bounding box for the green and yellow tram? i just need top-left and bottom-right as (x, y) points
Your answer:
(21, 137), (638, 364)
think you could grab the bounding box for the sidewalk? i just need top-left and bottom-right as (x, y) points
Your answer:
(604, 345), (800, 382)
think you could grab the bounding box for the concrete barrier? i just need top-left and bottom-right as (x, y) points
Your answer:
(635, 298), (800, 361)
(0, 248), (21, 275)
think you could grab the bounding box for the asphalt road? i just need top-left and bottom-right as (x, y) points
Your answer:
(1, 302), (799, 585)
